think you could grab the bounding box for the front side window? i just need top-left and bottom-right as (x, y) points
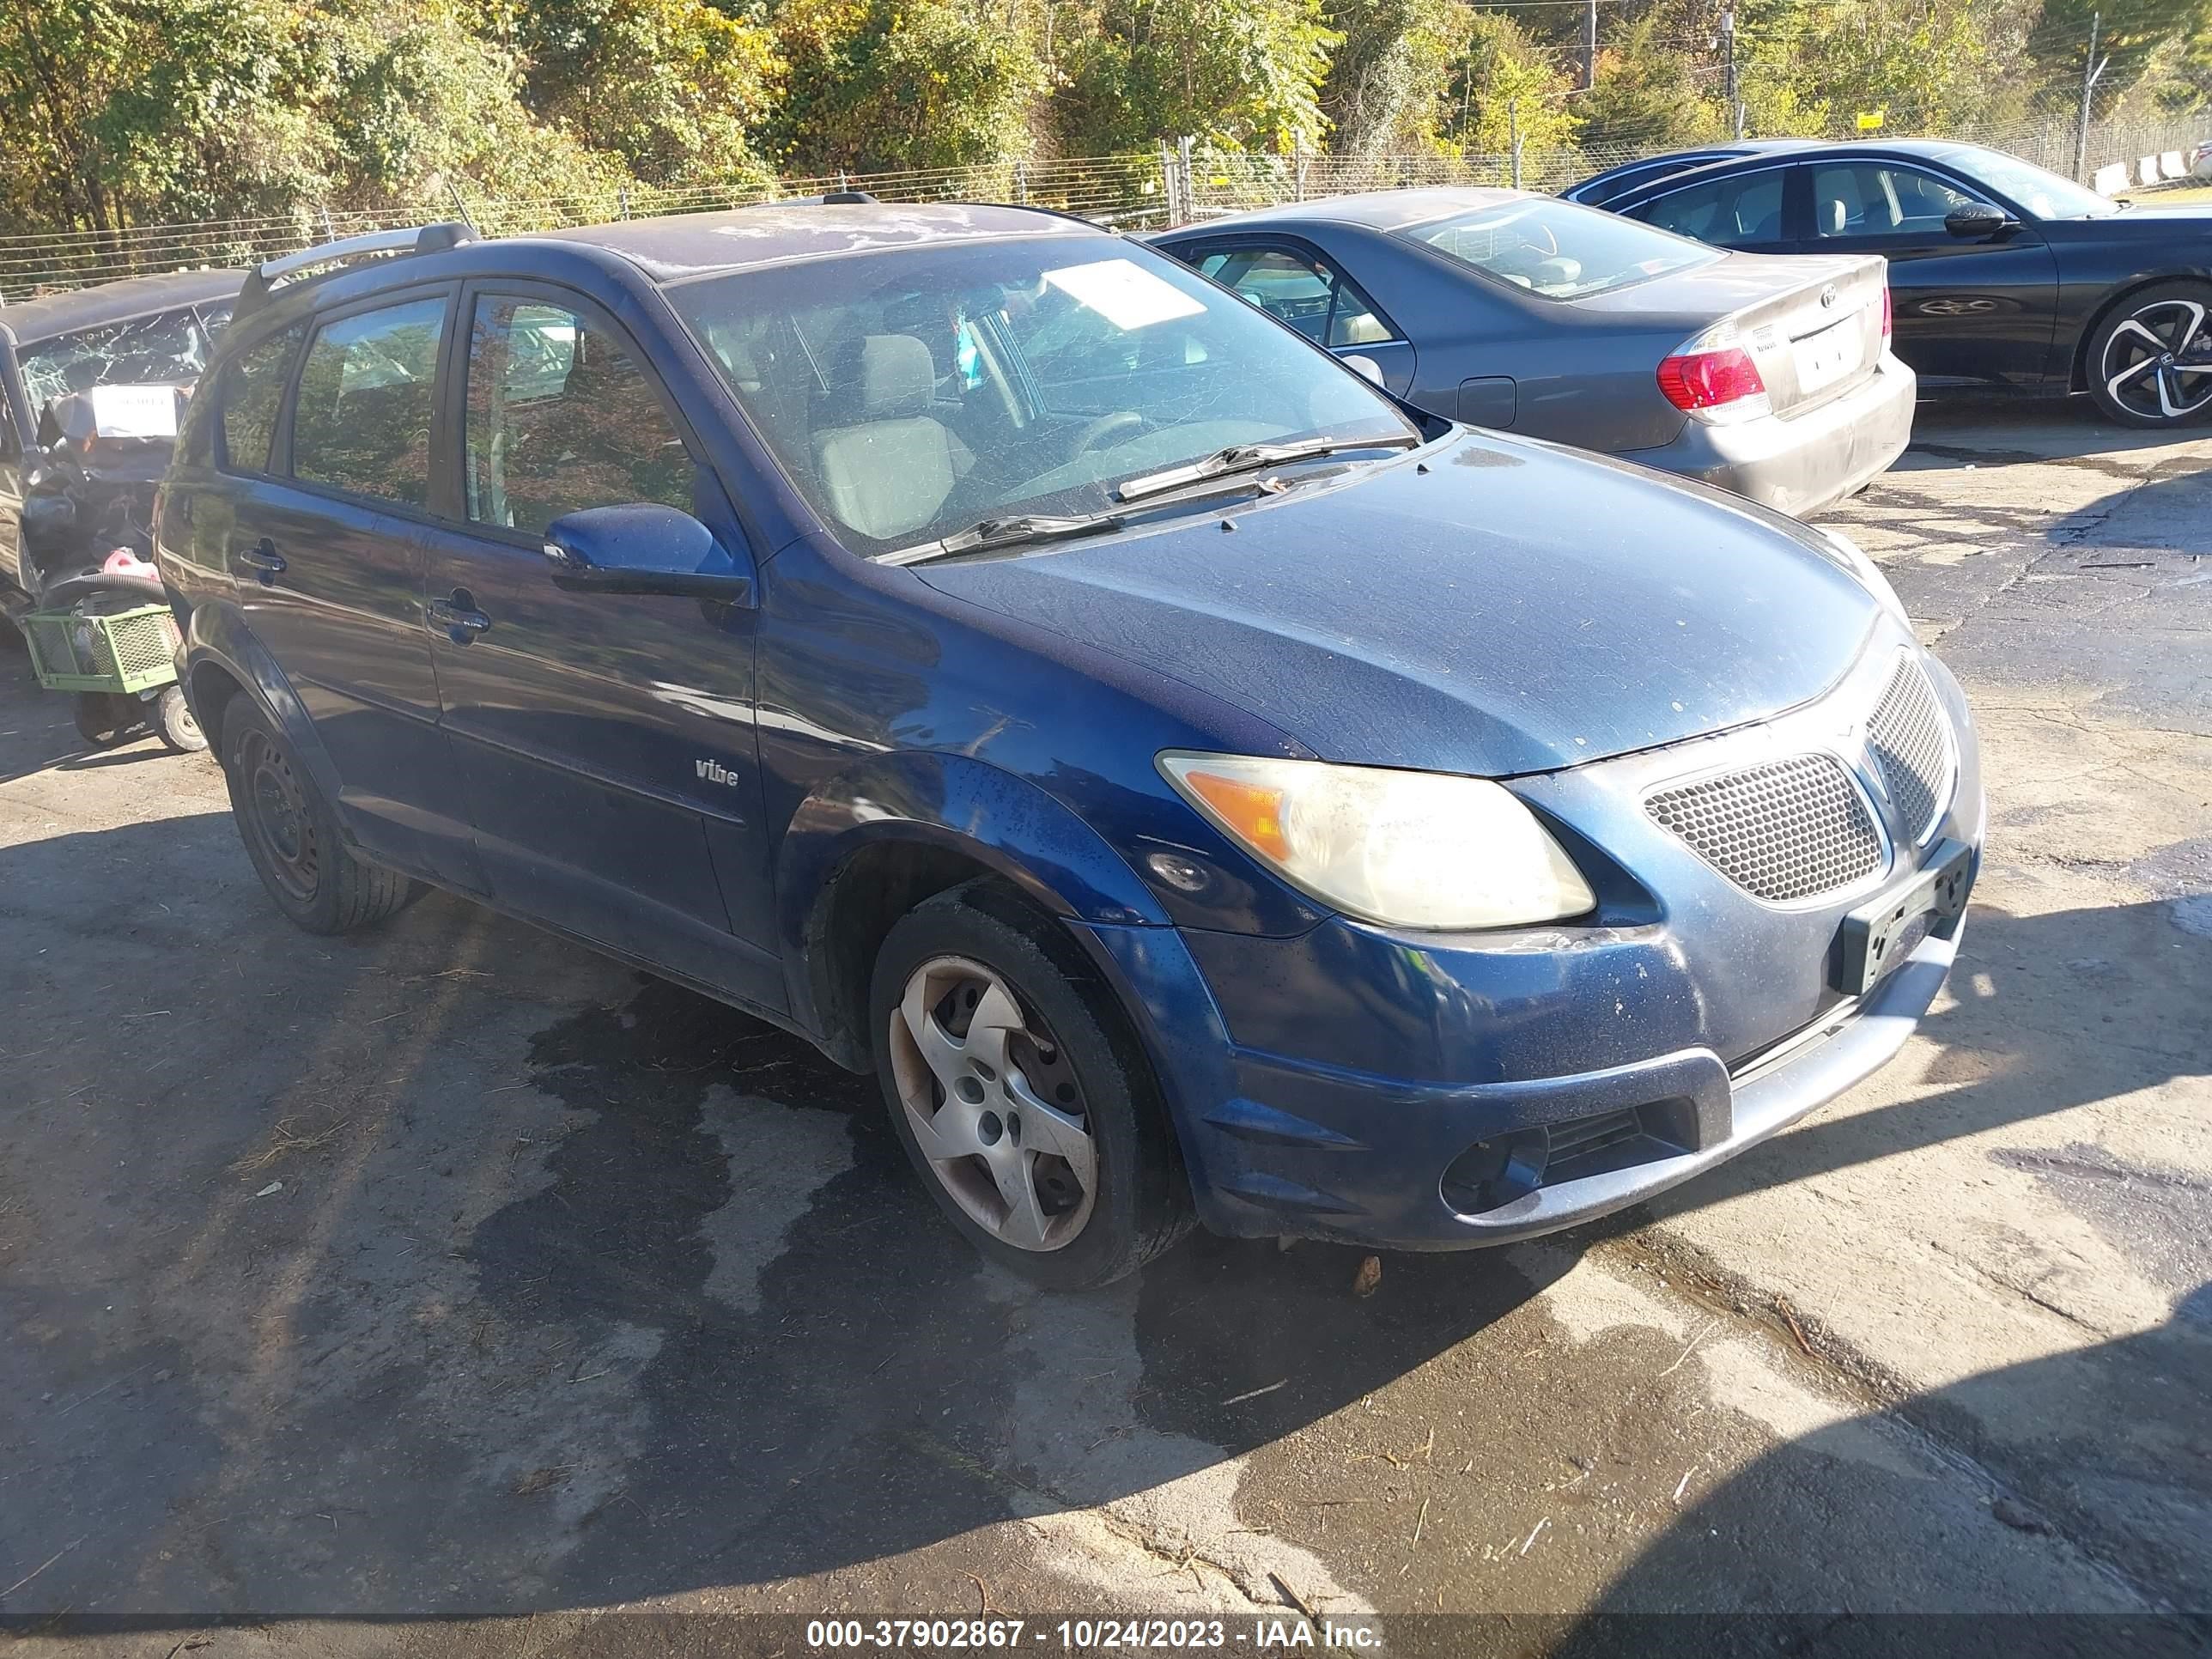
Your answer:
(463, 297), (697, 536)
(1194, 246), (1394, 347)
(1407, 197), (1723, 296)
(217, 325), (303, 474)
(18, 306), (225, 410)
(1628, 172), (1787, 251)
(1811, 163), (1984, 238)
(668, 236), (1413, 555)
(289, 295), (447, 507)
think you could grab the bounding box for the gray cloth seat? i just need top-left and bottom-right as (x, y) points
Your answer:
(811, 334), (955, 541)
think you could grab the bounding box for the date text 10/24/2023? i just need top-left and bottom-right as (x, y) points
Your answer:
(803, 1618), (1385, 1651)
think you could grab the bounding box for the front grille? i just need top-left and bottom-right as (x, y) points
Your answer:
(1646, 753), (1884, 902)
(1865, 656), (1951, 843)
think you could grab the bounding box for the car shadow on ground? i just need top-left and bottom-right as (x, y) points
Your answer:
(0, 811), (1573, 1621)
(0, 796), (2203, 1624)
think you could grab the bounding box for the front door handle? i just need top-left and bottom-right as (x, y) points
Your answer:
(235, 537), (287, 583)
(428, 588), (491, 643)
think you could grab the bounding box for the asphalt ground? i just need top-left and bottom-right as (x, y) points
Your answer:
(1, 397), (2206, 1657)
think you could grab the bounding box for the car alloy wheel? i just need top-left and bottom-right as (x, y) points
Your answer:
(885, 954), (1097, 1252)
(238, 726), (319, 903)
(2100, 296), (2212, 423)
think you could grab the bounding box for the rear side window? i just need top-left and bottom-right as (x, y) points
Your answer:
(216, 325), (303, 473)
(289, 295), (448, 507)
(1631, 172), (1787, 250)
(462, 295), (696, 536)
(1194, 246), (1394, 347)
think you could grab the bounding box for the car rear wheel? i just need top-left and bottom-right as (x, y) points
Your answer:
(870, 881), (1190, 1288)
(221, 702), (419, 935)
(2087, 283), (2212, 428)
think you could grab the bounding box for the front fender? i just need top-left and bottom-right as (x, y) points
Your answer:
(779, 749), (1171, 944)
(776, 749), (1172, 1035)
(183, 596), (343, 808)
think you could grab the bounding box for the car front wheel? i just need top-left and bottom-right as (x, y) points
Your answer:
(2087, 283), (2212, 428)
(870, 881), (1190, 1288)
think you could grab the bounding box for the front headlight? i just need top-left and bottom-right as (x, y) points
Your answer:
(1814, 526), (1910, 626)
(1158, 753), (1596, 930)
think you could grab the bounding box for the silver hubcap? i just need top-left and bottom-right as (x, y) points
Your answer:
(888, 955), (1097, 1252)
(2102, 300), (2212, 422)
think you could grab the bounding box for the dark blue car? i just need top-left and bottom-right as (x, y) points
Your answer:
(158, 204), (1983, 1286)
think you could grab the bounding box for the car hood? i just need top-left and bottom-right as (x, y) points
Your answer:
(2045, 204), (2212, 239)
(919, 430), (1880, 777)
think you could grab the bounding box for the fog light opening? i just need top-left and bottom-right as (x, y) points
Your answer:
(1440, 1130), (1547, 1216)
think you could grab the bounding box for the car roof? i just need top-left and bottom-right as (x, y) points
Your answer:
(1612, 138), (2008, 203)
(1157, 186), (1544, 238)
(518, 201), (1102, 283)
(0, 268), (244, 348)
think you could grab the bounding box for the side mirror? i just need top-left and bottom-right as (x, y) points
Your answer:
(1341, 354), (1386, 387)
(1944, 204), (2017, 240)
(543, 503), (754, 603)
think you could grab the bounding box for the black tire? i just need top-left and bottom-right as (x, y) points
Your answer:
(2085, 281), (2212, 428)
(73, 692), (136, 746)
(219, 700), (419, 935)
(153, 684), (208, 753)
(869, 880), (1192, 1289)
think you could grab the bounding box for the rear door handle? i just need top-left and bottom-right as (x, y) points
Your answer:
(235, 537), (286, 583)
(428, 588), (491, 643)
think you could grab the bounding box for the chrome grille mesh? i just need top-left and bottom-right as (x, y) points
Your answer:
(1645, 754), (1884, 902)
(1866, 656), (1951, 843)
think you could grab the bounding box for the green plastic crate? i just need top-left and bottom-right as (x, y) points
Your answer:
(18, 604), (180, 696)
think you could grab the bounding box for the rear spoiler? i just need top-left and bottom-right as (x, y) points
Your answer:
(233, 222), (477, 325)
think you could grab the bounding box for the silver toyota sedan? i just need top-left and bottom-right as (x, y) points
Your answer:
(1153, 186), (1914, 518)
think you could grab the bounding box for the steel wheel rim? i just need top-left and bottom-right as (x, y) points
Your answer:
(240, 730), (318, 902)
(887, 954), (1097, 1253)
(2101, 299), (2212, 422)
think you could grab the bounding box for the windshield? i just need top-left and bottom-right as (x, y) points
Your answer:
(1939, 146), (2122, 220)
(19, 303), (231, 410)
(1401, 198), (1721, 300)
(666, 234), (1415, 556)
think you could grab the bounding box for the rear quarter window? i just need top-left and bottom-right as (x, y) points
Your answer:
(216, 325), (304, 474)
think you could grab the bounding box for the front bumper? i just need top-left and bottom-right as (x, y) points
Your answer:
(1632, 353), (1917, 520)
(1079, 637), (1983, 1250)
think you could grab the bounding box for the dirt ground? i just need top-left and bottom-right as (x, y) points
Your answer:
(1, 398), (2206, 1656)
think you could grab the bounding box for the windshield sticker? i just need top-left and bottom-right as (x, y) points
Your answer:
(1043, 258), (1206, 331)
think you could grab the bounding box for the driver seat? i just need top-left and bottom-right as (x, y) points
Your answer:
(811, 334), (956, 541)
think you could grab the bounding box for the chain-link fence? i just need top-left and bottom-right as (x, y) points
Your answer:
(2, 112), (2203, 302)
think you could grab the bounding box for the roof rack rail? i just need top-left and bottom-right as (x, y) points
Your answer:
(233, 221), (477, 325)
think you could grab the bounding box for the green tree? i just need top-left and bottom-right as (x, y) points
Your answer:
(768, 0), (1046, 171)
(1578, 14), (1723, 149)
(0, 0), (329, 233)
(1323, 0), (1470, 154)
(1057, 0), (1340, 152)
(1442, 10), (1575, 165)
(475, 0), (781, 185)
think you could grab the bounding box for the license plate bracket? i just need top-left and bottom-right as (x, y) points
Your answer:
(1832, 840), (1972, 995)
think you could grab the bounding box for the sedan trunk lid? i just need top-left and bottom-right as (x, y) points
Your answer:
(1573, 250), (1890, 419)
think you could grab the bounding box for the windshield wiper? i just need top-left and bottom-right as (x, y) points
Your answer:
(1114, 434), (1420, 502)
(881, 511), (1127, 566)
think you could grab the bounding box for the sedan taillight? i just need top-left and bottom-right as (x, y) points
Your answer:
(1881, 286), (1893, 343)
(1657, 326), (1771, 423)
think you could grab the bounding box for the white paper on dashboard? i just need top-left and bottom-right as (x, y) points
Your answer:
(1042, 258), (1206, 331)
